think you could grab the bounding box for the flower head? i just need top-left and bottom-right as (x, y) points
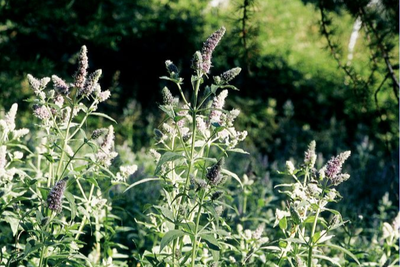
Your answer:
(91, 128), (107, 140)
(74, 45), (88, 89)
(304, 140), (316, 168)
(27, 74), (41, 92)
(209, 90), (228, 124)
(324, 151), (351, 185)
(33, 105), (51, 120)
(0, 146), (7, 171)
(201, 27), (226, 74)
(79, 69), (102, 97)
(191, 51), (203, 71)
(54, 94), (64, 108)
(27, 75), (50, 95)
(161, 87), (176, 106)
(252, 223), (265, 239)
(12, 129), (29, 140)
(206, 158), (224, 186)
(4, 103), (18, 132)
(52, 75), (69, 95)
(96, 125), (118, 166)
(47, 177), (69, 212)
(286, 160), (295, 175)
(98, 90), (111, 102)
(217, 67), (241, 84)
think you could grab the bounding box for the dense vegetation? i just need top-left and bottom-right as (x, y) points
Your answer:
(0, 0), (398, 266)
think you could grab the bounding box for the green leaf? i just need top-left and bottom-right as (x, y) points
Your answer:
(7, 143), (33, 154)
(221, 84), (240, 91)
(313, 254), (341, 266)
(77, 206), (91, 224)
(285, 237), (306, 244)
(199, 234), (220, 251)
(155, 152), (184, 174)
(158, 206), (174, 222)
(159, 105), (175, 119)
(86, 177), (99, 187)
(325, 244), (361, 265)
(180, 222), (196, 234)
(278, 240), (287, 248)
(174, 115), (186, 123)
(64, 191), (76, 221)
(91, 112), (117, 123)
(312, 231), (321, 243)
(210, 84), (220, 94)
(324, 208), (341, 215)
(221, 168), (243, 188)
(4, 215), (19, 236)
(42, 153), (55, 163)
(160, 230), (186, 252)
(279, 216), (287, 231)
(226, 148), (249, 154)
(289, 206), (301, 225)
(124, 177), (162, 193)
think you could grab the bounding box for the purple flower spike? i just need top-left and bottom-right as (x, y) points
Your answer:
(201, 27), (226, 74)
(47, 177), (69, 212)
(74, 46), (88, 89)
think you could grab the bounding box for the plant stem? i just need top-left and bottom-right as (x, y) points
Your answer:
(191, 190), (205, 267)
(308, 206), (321, 267)
(183, 77), (202, 196)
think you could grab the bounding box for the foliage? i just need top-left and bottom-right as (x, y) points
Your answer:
(0, 1), (398, 266)
(0, 46), (137, 266)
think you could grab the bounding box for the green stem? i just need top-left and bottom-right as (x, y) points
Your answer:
(75, 184), (95, 240)
(38, 212), (54, 267)
(176, 83), (189, 107)
(183, 77), (202, 197)
(191, 190), (205, 267)
(38, 246), (48, 267)
(308, 206), (321, 267)
(59, 139), (88, 179)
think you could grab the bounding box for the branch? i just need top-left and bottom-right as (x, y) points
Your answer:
(359, 7), (399, 103)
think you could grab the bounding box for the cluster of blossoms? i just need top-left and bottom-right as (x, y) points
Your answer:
(114, 164), (138, 183)
(160, 88), (247, 149)
(0, 104), (29, 142)
(277, 141), (351, 228)
(0, 104), (29, 184)
(94, 125), (118, 167)
(27, 46), (111, 126)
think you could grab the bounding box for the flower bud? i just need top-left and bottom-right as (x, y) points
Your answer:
(304, 140), (316, 168)
(252, 223), (265, 239)
(52, 75), (70, 95)
(191, 51), (203, 72)
(47, 177), (69, 212)
(206, 158), (224, 186)
(165, 60), (179, 77)
(211, 190), (224, 201)
(91, 128), (106, 140)
(220, 67), (241, 84)
(161, 87), (174, 105)
(286, 161), (295, 175)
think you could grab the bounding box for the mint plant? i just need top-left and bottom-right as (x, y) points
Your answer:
(128, 27), (248, 266)
(272, 141), (360, 266)
(0, 46), (136, 266)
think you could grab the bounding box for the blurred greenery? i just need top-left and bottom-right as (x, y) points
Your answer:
(0, 0), (398, 253)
